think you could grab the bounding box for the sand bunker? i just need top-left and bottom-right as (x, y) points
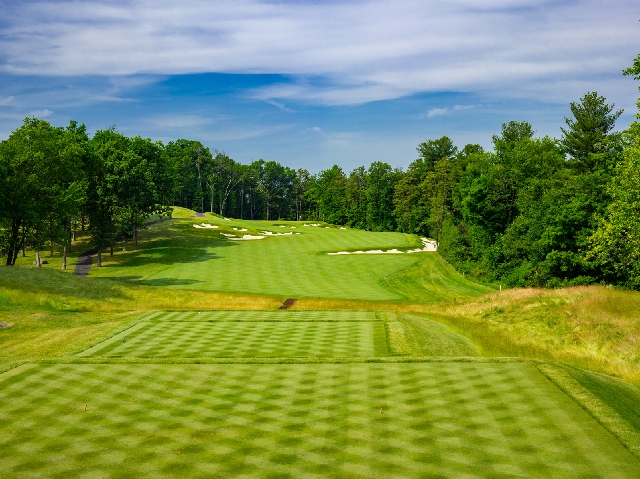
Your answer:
(327, 238), (437, 255)
(260, 231), (294, 236)
(229, 235), (265, 240)
(192, 223), (218, 229)
(232, 228), (248, 231)
(0, 322), (13, 328)
(408, 238), (438, 253)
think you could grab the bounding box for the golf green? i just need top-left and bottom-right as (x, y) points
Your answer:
(1, 362), (637, 478)
(78, 321), (388, 358)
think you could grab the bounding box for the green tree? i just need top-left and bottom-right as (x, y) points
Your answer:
(0, 118), (84, 266)
(560, 92), (623, 172)
(313, 165), (347, 224)
(589, 54), (640, 288)
(394, 136), (457, 235)
(366, 162), (400, 231)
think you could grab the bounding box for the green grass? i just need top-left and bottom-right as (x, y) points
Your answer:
(86, 218), (491, 302)
(383, 312), (479, 357)
(1, 362), (638, 478)
(3, 216), (640, 474)
(78, 320), (388, 358)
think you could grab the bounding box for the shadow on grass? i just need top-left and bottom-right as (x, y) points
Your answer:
(97, 244), (232, 269)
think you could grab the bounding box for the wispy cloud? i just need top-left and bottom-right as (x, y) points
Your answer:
(265, 100), (295, 113)
(0, 96), (15, 106)
(30, 109), (52, 118)
(0, 0), (636, 105)
(427, 104), (480, 118)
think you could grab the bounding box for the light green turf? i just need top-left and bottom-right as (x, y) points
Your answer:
(1, 363), (638, 478)
(87, 218), (493, 301)
(78, 321), (388, 358)
(140, 310), (378, 322)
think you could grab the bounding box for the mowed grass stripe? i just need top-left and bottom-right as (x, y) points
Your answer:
(81, 322), (385, 358)
(0, 363), (637, 478)
(150, 310), (377, 322)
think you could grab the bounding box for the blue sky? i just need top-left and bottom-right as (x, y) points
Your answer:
(0, 0), (638, 172)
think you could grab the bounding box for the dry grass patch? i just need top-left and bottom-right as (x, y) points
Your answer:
(425, 286), (640, 385)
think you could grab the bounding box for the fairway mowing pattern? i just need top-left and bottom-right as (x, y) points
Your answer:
(1, 363), (638, 478)
(79, 321), (388, 358)
(142, 310), (378, 322)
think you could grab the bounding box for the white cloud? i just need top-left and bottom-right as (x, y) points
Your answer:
(0, 0), (637, 105)
(265, 100), (295, 113)
(427, 104), (480, 118)
(427, 108), (449, 118)
(0, 96), (15, 106)
(30, 109), (52, 118)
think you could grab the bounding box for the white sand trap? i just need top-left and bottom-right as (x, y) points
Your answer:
(327, 239), (437, 255)
(232, 228), (248, 231)
(303, 223), (321, 227)
(223, 218), (231, 220)
(260, 231), (293, 236)
(340, 227), (347, 230)
(408, 238), (438, 253)
(193, 223), (218, 229)
(221, 233), (237, 237)
(229, 235), (265, 240)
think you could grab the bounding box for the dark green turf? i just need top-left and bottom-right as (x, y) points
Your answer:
(1, 363), (638, 478)
(78, 321), (388, 358)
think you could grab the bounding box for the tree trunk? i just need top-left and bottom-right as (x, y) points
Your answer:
(124, 237), (128, 251)
(97, 246), (102, 267)
(110, 243), (114, 257)
(20, 248), (25, 257)
(35, 250), (41, 268)
(62, 245), (67, 270)
(135, 227), (138, 246)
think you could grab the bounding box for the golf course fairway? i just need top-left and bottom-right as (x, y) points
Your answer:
(1, 214), (639, 477)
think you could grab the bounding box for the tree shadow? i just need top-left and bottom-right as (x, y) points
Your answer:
(98, 243), (233, 269)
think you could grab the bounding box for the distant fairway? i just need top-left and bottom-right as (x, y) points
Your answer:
(88, 218), (493, 301)
(1, 362), (637, 478)
(79, 320), (388, 358)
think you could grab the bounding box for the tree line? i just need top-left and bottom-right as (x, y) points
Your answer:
(1, 54), (639, 289)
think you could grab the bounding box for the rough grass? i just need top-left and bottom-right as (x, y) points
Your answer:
(0, 267), (281, 312)
(1, 362), (638, 478)
(423, 286), (640, 385)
